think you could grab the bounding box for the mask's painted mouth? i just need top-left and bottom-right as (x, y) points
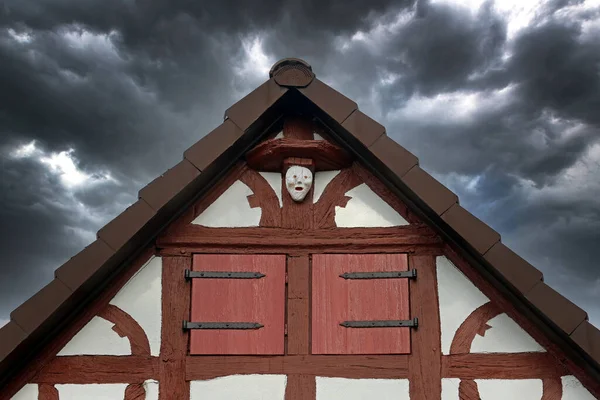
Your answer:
(295, 186), (304, 191)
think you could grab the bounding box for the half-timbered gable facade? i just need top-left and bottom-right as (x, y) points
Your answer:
(1, 58), (600, 399)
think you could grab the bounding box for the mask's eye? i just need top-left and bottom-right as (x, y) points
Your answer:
(304, 176), (307, 179)
(293, 175), (297, 178)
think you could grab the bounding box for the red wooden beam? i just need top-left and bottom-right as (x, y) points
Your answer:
(32, 356), (159, 384)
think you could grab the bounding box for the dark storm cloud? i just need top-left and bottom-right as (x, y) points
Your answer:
(0, 150), (125, 316)
(308, 1), (508, 112)
(0, 0), (599, 327)
(508, 18), (600, 126)
(393, 1), (506, 96)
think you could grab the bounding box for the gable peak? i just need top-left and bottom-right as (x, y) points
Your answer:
(269, 58), (315, 88)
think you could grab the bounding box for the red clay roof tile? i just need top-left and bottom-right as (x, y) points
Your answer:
(97, 200), (155, 252)
(484, 242), (543, 295)
(184, 120), (244, 172)
(368, 134), (419, 178)
(139, 159), (201, 211)
(298, 79), (357, 124)
(442, 204), (501, 255)
(10, 279), (72, 335)
(341, 110), (386, 148)
(571, 321), (600, 365)
(401, 166), (458, 216)
(526, 282), (588, 335)
(0, 322), (26, 362)
(225, 79), (288, 131)
(54, 240), (116, 292)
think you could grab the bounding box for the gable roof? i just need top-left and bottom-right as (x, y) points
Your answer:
(1, 58), (599, 387)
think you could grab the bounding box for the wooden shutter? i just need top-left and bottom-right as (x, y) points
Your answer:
(189, 254), (286, 355)
(311, 253), (411, 354)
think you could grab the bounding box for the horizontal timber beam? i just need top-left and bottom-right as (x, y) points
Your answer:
(157, 226), (442, 251)
(185, 355), (409, 380)
(159, 245), (443, 257)
(28, 353), (570, 385)
(32, 356), (159, 384)
(442, 353), (568, 379)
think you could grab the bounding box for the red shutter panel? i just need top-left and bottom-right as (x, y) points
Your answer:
(311, 253), (411, 354)
(190, 254), (286, 355)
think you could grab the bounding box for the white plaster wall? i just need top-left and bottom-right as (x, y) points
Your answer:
(313, 132), (325, 140)
(335, 183), (409, 227)
(57, 316), (131, 356)
(470, 313), (545, 353)
(259, 172), (283, 207)
(145, 379), (159, 400)
(190, 374), (287, 400)
(10, 384), (37, 400)
(476, 379), (542, 400)
(562, 375), (598, 400)
(441, 378), (460, 400)
(316, 377), (410, 400)
(313, 170), (340, 202)
(436, 256), (490, 355)
(274, 131), (284, 139)
(109, 256), (162, 356)
(192, 180), (261, 227)
(56, 383), (128, 399)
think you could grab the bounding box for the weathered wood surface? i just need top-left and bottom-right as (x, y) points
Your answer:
(37, 384), (59, 400)
(287, 256), (310, 355)
(33, 356), (159, 383)
(186, 355), (409, 380)
(312, 254), (410, 354)
(450, 301), (502, 354)
(408, 255), (441, 400)
(246, 139), (352, 172)
(158, 226), (441, 248)
(124, 383), (147, 400)
(285, 374), (316, 400)
(458, 380), (479, 400)
(442, 353), (567, 379)
(240, 168), (282, 227)
(159, 256), (191, 399)
(542, 378), (563, 400)
(190, 254), (286, 355)
(313, 168), (362, 228)
(98, 304), (150, 356)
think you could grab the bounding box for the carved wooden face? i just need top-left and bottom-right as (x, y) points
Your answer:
(285, 165), (313, 202)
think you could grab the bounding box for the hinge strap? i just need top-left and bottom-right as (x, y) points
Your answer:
(185, 270), (266, 280)
(183, 321), (264, 330)
(339, 318), (418, 328)
(339, 269), (417, 280)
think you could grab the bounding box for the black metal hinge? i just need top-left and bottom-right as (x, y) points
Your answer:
(340, 318), (418, 328)
(184, 270), (266, 280)
(182, 321), (264, 330)
(339, 269), (417, 280)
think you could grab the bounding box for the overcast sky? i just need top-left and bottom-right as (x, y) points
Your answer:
(1, 0), (599, 329)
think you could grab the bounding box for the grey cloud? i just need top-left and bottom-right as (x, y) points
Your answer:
(0, 153), (122, 316)
(508, 19), (600, 126)
(0, 0), (599, 329)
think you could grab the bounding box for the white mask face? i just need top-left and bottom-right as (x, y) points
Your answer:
(285, 165), (313, 202)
